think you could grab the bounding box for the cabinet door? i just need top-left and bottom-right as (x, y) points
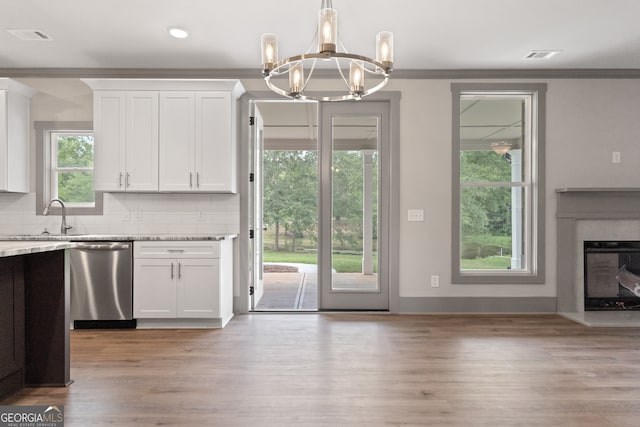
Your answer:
(0, 257), (24, 381)
(176, 258), (220, 318)
(94, 91), (126, 191)
(133, 259), (176, 318)
(195, 91), (235, 192)
(159, 91), (195, 191)
(5, 90), (30, 193)
(125, 92), (159, 191)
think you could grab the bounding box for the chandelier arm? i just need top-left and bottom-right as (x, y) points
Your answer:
(300, 58), (318, 94)
(334, 57), (352, 91)
(337, 35), (348, 54)
(305, 24), (319, 55)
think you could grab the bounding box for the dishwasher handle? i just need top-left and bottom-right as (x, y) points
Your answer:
(73, 242), (131, 251)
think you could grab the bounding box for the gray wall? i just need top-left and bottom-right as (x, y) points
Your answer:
(9, 76), (640, 309)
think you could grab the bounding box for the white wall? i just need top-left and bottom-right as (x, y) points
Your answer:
(5, 76), (640, 304)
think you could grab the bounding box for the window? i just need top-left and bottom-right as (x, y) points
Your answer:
(451, 84), (546, 284)
(50, 131), (95, 205)
(36, 121), (103, 215)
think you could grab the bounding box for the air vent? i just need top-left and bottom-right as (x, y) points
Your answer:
(6, 29), (53, 41)
(525, 50), (559, 60)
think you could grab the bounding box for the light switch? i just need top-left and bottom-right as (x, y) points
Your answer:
(408, 209), (424, 222)
(612, 151), (621, 164)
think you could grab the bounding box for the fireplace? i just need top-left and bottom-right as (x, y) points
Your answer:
(584, 241), (640, 310)
(556, 188), (640, 326)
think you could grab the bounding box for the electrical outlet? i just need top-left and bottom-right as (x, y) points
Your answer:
(197, 211), (206, 222)
(133, 211), (143, 222)
(123, 212), (130, 222)
(430, 275), (440, 288)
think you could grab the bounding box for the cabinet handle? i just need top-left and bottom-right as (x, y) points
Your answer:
(126, 172), (131, 188)
(189, 172), (193, 188)
(171, 262), (174, 279)
(119, 172), (123, 188)
(167, 249), (185, 253)
(196, 172), (200, 188)
(178, 262), (182, 279)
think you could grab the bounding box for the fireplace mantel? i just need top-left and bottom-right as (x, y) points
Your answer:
(556, 188), (640, 326)
(556, 188), (640, 220)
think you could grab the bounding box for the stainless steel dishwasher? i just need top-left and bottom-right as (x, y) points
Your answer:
(70, 241), (136, 328)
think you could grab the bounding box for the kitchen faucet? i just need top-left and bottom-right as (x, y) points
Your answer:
(42, 198), (73, 235)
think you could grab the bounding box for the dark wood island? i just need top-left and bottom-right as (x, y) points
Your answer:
(0, 241), (74, 400)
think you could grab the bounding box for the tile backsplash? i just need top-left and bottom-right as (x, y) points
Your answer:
(0, 192), (240, 236)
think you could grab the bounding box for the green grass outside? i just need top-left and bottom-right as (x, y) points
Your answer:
(263, 249), (377, 273)
(264, 249), (509, 272)
(460, 256), (511, 270)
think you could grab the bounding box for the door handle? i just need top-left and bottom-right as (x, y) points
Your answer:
(126, 172), (131, 188)
(171, 262), (174, 279)
(119, 172), (123, 188)
(178, 262), (182, 279)
(196, 172), (200, 188)
(189, 172), (193, 188)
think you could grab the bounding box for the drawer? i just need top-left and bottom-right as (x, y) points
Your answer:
(134, 241), (220, 259)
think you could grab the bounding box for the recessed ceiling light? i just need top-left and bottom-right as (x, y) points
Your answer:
(525, 50), (560, 59)
(167, 26), (189, 39)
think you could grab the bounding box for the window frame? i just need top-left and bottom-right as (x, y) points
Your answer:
(451, 83), (546, 284)
(36, 121), (103, 216)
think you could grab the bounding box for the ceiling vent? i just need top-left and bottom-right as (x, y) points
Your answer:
(6, 29), (53, 41)
(525, 50), (559, 59)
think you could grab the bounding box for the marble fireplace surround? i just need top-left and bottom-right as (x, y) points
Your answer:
(556, 188), (640, 326)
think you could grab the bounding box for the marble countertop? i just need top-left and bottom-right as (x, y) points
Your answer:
(0, 234), (237, 242)
(0, 241), (75, 257)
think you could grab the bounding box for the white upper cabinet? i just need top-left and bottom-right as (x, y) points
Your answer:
(195, 91), (234, 192)
(0, 79), (35, 193)
(159, 90), (235, 192)
(158, 91), (195, 191)
(83, 79), (244, 194)
(92, 90), (159, 191)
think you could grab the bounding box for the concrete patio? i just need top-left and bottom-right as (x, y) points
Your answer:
(255, 263), (378, 310)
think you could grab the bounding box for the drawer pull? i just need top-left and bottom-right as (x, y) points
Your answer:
(167, 249), (185, 253)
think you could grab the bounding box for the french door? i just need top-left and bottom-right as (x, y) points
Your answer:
(318, 101), (390, 310)
(249, 100), (390, 311)
(249, 103), (264, 309)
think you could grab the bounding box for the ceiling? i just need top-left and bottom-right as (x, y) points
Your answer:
(6, 1), (638, 148)
(2, 0), (640, 71)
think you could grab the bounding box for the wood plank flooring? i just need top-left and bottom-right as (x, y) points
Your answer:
(3, 314), (640, 426)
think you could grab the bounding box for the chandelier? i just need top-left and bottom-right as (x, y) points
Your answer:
(260, 0), (394, 102)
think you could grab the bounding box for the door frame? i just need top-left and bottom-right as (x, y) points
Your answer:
(318, 101), (391, 310)
(237, 91), (401, 314)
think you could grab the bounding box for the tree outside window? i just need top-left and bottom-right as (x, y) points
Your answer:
(451, 83), (546, 284)
(51, 132), (95, 206)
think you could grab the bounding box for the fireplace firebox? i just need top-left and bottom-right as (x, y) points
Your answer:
(584, 241), (640, 310)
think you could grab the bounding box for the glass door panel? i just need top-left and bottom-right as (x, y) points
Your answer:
(331, 117), (379, 292)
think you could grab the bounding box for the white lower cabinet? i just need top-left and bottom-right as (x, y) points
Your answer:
(133, 240), (233, 328)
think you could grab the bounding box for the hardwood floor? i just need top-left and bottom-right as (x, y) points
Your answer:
(3, 314), (640, 426)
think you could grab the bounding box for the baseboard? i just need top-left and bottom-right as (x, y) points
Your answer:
(136, 317), (228, 329)
(399, 297), (557, 313)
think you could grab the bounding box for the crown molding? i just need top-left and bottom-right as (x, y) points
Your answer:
(2, 67), (640, 79)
